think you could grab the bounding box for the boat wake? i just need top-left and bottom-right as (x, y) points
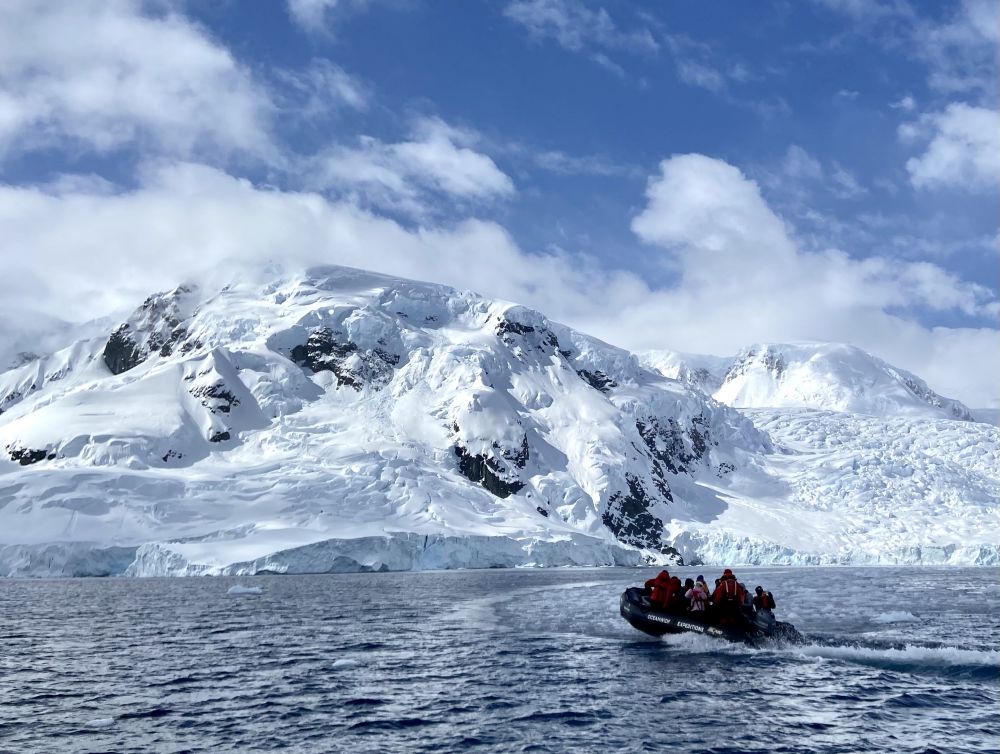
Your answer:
(779, 639), (999, 680)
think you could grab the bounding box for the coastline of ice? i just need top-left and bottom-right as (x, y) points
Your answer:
(126, 532), (647, 577)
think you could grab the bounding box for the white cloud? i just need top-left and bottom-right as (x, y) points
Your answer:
(286, 0), (378, 32)
(503, 0), (658, 74)
(533, 150), (637, 177)
(306, 117), (514, 215)
(0, 155), (996, 407)
(916, 0), (999, 95)
(890, 95), (916, 111)
(628, 154), (998, 404)
(676, 60), (726, 93)
(0, 0), (275, 162)
(274, 59), (370, 116)
(631, 154), (797, 274)
(782, 145), (824, 180)
(903, 104), (1000, 190)
(287, 0), (342, 30)
(830, 162), (867, 198)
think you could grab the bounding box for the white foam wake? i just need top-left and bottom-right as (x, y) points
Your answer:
(792, 642), (999, 670)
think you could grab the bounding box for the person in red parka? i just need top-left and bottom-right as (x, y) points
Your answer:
(644, 570), (673, 608)
(666, 576), (685, 612)
(712, 569), (746, 626)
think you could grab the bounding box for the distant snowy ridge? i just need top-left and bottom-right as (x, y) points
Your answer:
(643, 342), (975, 421)
(1, 267), (996, 576)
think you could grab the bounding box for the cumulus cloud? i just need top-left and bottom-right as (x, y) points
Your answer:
(306, 117), (515, 216)
(0, 154), (996, 406)
(916, 0), (999, 95)
(628, 154), (997, 404)
(902, 103), (1000, 190)
(0, 0), (275, 162)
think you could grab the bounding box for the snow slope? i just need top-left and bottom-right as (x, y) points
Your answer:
(644, 342), (975, 421)
(1, 268), (996, 575)
(0, 267), (769, 576)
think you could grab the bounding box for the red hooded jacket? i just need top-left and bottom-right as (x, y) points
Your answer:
(644, 570), (672, 608)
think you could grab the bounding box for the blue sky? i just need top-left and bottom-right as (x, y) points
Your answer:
(0, 0), (997, 405)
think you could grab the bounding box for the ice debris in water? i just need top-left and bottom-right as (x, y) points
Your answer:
(871, 611), (918, 624)
(85, 718), (115, 728)
(331, 658), (361, 670)
(227, 584), (262, 595)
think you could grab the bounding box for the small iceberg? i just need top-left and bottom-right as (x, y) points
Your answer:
(331, 658), (361, 670)
(227, 584), (262, 595)
(85, 718), (115, 728)
(871, 610), (918, 624)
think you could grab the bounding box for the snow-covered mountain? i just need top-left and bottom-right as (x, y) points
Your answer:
(644, 342), (975, 421)
(1, 267), (996, 576)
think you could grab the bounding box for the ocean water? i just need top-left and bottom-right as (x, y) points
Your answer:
(0, 567), (997, 753)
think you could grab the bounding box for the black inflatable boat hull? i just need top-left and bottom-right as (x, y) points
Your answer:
(619, 587), (802, 646)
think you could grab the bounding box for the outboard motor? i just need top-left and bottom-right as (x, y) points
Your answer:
(754, 608), (777, 633)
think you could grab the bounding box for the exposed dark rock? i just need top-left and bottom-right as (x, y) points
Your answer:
(7, 446), (49, 466)
(636, 416), (690, 475)
(495, 318), (535, 338)
(536, 506), (549, 517)
(900, 376), (973, 420)
(636, 413), (714, 480)
(578, 370), (616, 393)
(496, 315), (560, 354)
(689, 414), (709, 457)
(102, 286), (198, 375)
(291, 327), (398, 390)
(494, 434), (529, 469)
(0, 389), (23, 415)
(190, 383), (240, 414)
(162, 450), (184, 462)
(717, 462), (736, 478)
(103, 326), (145, 375)
(602, 473), (681, 559)
(454, 445), (524, 498)
(723, 347), (785, 384)
(208, 431), (231, 443)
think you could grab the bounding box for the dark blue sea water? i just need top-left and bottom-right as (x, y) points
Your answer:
(1, 567), (997, 753)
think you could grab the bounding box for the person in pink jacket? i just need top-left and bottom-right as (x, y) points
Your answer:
(686, 579), (709, 612)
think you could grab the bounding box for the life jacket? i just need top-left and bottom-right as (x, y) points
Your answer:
(753, 591), (776, 610)
(713, 576), (740, 604)
(687, 586), (708, 611)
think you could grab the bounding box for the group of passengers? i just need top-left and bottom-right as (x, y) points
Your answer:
(643, 568), (777, 629)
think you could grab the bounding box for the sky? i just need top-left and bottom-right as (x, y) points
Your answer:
(0, 0), (997, 406)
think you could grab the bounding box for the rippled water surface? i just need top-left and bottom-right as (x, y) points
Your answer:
(1, 567), (997, 753)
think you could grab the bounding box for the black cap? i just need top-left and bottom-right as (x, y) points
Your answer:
(755, 585), (763, 592)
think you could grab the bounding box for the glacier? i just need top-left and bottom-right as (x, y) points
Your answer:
(0, 266), (996, 576)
